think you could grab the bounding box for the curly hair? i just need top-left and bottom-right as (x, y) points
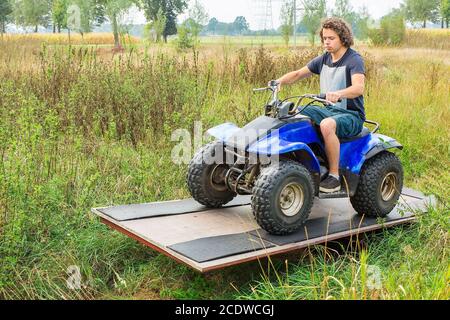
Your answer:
(319, 17), (354, 48)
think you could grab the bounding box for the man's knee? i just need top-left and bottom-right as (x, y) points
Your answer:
(320, 118), (337, 138)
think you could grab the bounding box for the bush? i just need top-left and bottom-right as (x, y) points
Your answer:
(368, 10), (406, 46)
(176, 23), (195, 50)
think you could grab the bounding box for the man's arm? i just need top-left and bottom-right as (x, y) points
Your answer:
(326, 73), (365, 103)
(275, 66), (313, 87)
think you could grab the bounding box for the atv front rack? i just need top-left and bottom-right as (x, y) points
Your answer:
(224, 147), (258, 194)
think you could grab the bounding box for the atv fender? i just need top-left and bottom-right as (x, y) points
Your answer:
(341, 133), (403, 175)
(365, 134), (403, 160)
(206, 123), (240, 142)
(247, 136), (321, 173)
(305, 132), (404, 176)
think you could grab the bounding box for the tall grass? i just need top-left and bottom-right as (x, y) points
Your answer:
(237, 204), (448, 300)
(1, 33), (141, 46)
(404, 29), (450, 50)
(0, 40), (448, 299)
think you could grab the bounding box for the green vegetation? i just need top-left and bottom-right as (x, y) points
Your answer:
(301, 0), (327, 46)
(2, 0), (449, 50)
(0, 38), (448, 299)
(368, 9), (406, 46)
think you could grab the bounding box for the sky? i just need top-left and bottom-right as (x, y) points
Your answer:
(130, 0), (404, 29)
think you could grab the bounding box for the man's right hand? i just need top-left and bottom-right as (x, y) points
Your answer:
(268, 80), (282, 91)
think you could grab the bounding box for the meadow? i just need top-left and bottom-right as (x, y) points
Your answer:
(0, 32), (448, 299)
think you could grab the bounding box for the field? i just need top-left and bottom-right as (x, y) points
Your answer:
(0, 32), (449, 300)
(0, 32), (141, 45)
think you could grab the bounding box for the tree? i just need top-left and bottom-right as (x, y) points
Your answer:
(404, 0), (440, 28)
(368, 8), (406, 45)
(217, 21), (231, 35)
(51, 0), (67, 33)
(380, 9), (406, 44)
(13, 0), (51, 32)
(440, 0), (450, 28)
(0, 0), (12, 36)
(280, 0), (293, 46)
(145, 6), (165, 42)
(188, 0), (208, 38)
(72, 0), (97, 36)
(141, 0), (188, 43)
(98, 0), (136, 48)
(175, 19), (193, 49)
(206, 17), (218, 35)
(64, 0), (106, 37)
(232, 16), (249, 35)
(332, 0), (356, 24)
(332, 0), (360, 36)
(301, 0), (327, 46)
(354, 5), (370, 40)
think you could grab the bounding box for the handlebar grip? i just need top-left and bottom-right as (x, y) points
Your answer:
(253, 88), (268, 92)
(317, 94), (342, 103)
(269, 80), (280, 87)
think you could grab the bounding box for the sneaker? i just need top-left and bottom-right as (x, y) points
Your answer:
(320, 175), (341, 193)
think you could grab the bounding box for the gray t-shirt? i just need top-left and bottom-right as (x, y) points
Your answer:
(307, 48), (366, 120)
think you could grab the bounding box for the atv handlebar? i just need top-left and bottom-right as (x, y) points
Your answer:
(253, 81), (280, 97)
(307, 94), (342, 106)
(253, 82), (347, 120)
(253, 83), (341, 107)
(253, 80), (280, 92)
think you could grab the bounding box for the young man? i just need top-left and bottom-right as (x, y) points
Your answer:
(274, 17), (366, 193)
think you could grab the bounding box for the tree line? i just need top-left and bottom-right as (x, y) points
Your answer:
(0, 0), (449, 47)
(0, 0), (189, 46)
(278, 0), (449, 46)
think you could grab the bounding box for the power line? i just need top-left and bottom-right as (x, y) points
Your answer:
(254, 0), (276, 33)
(252, 0), (321, 47)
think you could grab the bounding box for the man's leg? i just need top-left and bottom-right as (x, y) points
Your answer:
(320, 118), (340, 176)
(319, 118), (341, 193)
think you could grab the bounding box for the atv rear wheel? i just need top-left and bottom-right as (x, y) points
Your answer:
(187, 141), (237, 208)
(252, 160), (314, 235)
(350, 151), (403, 218)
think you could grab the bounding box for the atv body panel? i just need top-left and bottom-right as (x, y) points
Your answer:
(207, 116), (402, 176)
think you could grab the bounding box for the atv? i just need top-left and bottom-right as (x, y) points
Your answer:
(187, 81), (404, 235)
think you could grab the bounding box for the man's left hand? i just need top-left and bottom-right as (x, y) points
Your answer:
(326, 92), (343, 103)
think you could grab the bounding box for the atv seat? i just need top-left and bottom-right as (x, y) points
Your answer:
(339, 126), (371, 143)
(313, 124), (371, 143)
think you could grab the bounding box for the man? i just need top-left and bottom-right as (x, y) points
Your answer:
(274, 17), (366, 193)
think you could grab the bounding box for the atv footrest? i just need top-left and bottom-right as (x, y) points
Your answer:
(318, 189), (350, 199)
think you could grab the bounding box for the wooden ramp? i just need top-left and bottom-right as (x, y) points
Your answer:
(91, 188), (435, 273)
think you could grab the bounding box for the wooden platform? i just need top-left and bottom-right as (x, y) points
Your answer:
(91, 188), (434, 273)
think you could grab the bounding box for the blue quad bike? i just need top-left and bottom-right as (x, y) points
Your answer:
(187, 81), (404, 235)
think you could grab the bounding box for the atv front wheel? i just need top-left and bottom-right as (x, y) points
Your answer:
(252, 160), (314, 235)
(350, 151), (403, 218)
(187, 141), (236, 208)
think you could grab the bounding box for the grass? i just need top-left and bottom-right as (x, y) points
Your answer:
(1, 33), (140, 45)
(404, 29), (450, 50)
(237, 205), (449, 300)
(0, 37), (448, 300)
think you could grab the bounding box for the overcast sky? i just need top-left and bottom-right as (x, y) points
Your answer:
(130, 0), (403, 29)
